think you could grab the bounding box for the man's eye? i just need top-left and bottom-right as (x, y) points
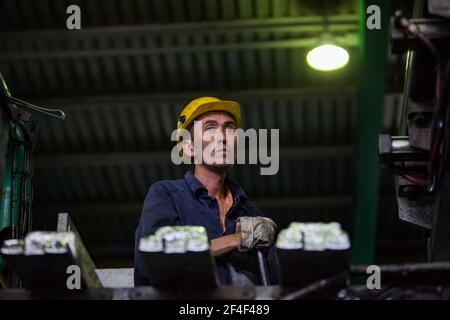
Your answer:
(205, 127), (216, 132)
(225, 128), (235, 134)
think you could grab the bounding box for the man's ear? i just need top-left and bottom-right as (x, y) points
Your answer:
(182, 139), (195, 158)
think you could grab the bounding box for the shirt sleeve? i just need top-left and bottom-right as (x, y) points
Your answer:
(134, 183), (181, 286)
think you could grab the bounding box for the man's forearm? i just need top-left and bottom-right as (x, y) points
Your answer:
(210, 233), (240, 257)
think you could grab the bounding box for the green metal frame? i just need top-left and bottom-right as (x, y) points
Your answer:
(352, 0), (389, 264)
(0, 74), (32, 271)
(1, 124), (26, 230)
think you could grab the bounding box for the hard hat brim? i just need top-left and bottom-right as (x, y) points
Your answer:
(179, 100), (241, 130)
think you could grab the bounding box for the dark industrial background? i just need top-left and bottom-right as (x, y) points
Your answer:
(0, 0), (426, 268)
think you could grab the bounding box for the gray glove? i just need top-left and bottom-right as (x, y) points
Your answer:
(236, 216), (277, 252)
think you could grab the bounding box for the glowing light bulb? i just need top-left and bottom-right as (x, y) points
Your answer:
(306, 44), (349, 71)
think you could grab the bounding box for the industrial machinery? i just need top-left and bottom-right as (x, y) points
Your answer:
(138, 226), (218, 287)
(379, 0), (450, 261)
(0, 70), (38, 288)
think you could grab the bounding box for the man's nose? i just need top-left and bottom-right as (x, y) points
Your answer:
(215, 127), (227, 143)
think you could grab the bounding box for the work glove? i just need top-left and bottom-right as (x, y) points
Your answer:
(235, 216), (277, 252)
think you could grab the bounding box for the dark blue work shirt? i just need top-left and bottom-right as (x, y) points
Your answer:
(134, 170), (280, 286)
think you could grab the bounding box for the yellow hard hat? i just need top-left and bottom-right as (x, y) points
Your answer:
(177, 96), (241, 132)
(175, 97), (241, 157)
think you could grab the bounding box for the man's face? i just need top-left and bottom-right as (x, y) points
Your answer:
(183, 111), (237, 169)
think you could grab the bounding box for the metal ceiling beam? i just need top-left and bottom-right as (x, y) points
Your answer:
(0, 35), (358, 60)
(33, 146), (354, 168)
(24, 87), (358, 107)
(33, 195), (354, 216)
(33, 195), (399, 219)
(0, 16), (359, 39)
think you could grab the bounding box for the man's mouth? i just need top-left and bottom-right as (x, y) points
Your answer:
(213, 145), (228, 154)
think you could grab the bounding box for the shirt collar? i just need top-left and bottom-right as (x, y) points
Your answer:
(225, 175), (248, 203)
(184, 170), (207, 196)
(184, 170), (248, 203)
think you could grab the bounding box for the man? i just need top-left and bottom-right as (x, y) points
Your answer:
(134, 96), (279, 286)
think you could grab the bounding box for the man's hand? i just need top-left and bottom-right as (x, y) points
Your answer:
(236, 217), (277, 252)
(210, 232), (241, 257)
(209, 216), (277, 257)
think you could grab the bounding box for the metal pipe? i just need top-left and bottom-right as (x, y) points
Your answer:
(281, 272), (348, 300)
(256, 250), (269, 286)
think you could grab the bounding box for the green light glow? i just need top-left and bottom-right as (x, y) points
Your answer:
(306, 44), (349, 71)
